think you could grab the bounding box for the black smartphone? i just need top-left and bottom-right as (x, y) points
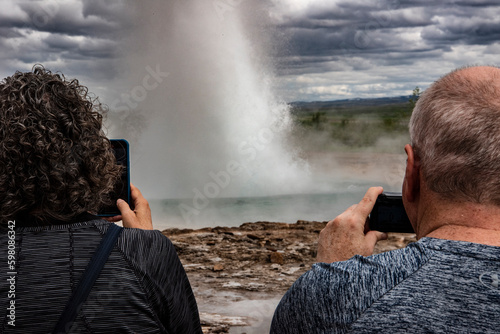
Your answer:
(369, 192), (414, 233)
(97, 139), (131, 216)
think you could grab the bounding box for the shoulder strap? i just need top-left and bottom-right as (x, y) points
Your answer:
(53, 223), (123, 334)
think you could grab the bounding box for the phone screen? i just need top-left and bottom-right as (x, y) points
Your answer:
(369, 192), (414, 233)
(97, 139), (131, 216)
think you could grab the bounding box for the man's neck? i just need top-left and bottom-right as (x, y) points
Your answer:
(425, 225), (500, 247)
(416, 196), (500, 247)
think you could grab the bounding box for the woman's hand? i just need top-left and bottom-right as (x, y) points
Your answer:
(105, 183), (153, 230)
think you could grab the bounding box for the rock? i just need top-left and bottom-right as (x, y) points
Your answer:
(222, 281), (242, 288)
(281, 267), (302, 276)
(270, 251), (284, 265)
(213, 264), (224, 272)
(199, 312), (250, 326)
(200, 312), (251, 334)
(247, 233), (263, 240)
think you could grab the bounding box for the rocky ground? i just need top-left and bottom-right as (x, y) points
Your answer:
(162, 220), (416, 333)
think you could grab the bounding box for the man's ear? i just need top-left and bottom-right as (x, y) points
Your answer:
(403, 144), (420, 202)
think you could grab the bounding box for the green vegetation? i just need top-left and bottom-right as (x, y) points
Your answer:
(290, 95), (416, 153)
(408, 86), (420, 110)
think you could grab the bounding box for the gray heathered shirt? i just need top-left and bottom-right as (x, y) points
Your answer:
(270, 237), (500, 334)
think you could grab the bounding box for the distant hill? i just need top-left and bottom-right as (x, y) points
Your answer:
(290, 96), (411, 111)
(289, 96), (412, 153)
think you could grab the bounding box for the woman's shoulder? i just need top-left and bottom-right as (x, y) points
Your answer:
(119, 226), (176, 256)
(110, 223), (182, 272)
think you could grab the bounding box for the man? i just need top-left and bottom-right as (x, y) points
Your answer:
(270, 66), (500, 333)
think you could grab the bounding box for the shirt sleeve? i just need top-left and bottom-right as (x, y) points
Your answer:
(118, 228), (203, 334)
(271, 262), (355, 334)
(271, 244), (429, 334)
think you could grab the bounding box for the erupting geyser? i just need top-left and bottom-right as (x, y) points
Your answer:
(111, 0), (309, 203)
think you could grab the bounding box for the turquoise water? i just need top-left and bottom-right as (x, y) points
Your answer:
(149, 182), (375, 230)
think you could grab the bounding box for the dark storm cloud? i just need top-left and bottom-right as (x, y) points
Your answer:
(0, 27), (23, 39)
(266, 0), (500, 100)
(1, 0), (499, 102)
(81, 0), (134, 25)
(42, 34), (117, 59)
(0, 0), (133, 101)
(272, 0), (500, 71)
(13, 1), (130, 37)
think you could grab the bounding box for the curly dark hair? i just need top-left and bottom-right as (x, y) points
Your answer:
(0, 65), (121, 224)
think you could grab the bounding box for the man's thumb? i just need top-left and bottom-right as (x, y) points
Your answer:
(366, 230), (388, 245)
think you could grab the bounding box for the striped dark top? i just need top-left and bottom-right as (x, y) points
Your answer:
(0, 215), (202, 333)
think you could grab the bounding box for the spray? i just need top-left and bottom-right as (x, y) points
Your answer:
(112, 0), (309, 201)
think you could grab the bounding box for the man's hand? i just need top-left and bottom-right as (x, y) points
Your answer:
(317, 187), (387, 263)
(105, 183), (153, 230)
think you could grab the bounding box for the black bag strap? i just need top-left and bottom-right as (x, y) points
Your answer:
(52, 223), (123, 334)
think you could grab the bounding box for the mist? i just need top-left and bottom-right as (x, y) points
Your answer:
(103, 0), (408, 229)
(107, 0), (310, 203)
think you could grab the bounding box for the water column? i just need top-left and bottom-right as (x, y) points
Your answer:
(113, 0), (309, 226)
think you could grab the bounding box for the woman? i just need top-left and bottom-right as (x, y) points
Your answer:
(0, 66), (202, 333)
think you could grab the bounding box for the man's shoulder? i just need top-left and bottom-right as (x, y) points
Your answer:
(272, 238), (500, 333)
(310, 238), (430, 285)
(304, 236), (500, 287)
(348, 238), (500, 332)
(270, 240), (434, 334)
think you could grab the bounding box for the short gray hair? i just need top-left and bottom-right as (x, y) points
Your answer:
(409, 66), (500, 204)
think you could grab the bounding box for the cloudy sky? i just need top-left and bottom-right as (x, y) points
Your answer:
(270, 0), (500, 101)
(2, 0), (500, 207)
(0, 0), (499, 103)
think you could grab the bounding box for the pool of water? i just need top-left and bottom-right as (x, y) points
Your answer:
(148, 181), (382, 230)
